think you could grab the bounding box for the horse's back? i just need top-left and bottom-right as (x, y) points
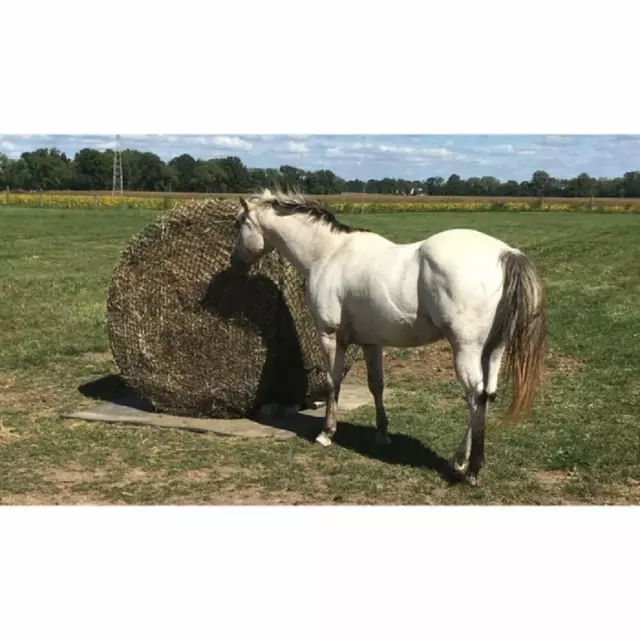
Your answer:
(421, 228), (513, 258)
(419, 228), (513, 280)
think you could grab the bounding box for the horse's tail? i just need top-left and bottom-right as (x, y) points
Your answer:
(487, 249), (547, 424)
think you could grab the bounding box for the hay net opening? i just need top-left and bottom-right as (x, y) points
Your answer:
(107, 197), (358, 418)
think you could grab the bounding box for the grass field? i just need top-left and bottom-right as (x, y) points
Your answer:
(1, 207), (639, 505)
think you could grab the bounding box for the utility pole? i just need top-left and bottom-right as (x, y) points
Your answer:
(112, 134), (123, 196)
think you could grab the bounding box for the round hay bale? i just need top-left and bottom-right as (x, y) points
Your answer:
(107, 197), (359, 419)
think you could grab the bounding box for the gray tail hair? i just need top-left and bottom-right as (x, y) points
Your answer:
(486, 249), (547, 423)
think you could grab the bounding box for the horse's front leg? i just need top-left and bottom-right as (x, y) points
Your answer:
(363, 344), (390, 445)
(315, 331), (346, 447)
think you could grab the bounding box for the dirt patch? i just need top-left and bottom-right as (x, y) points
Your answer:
(546, 351), (586, 376)
(0, 374), (61, 414)
(0, 421), (20, 444)
(430, 396), (459, 410)
(48, 466), (108, 484)
(609, 480), (640, 502)
(387, 344), (455, 384)
(111, 486), (313, 506)
(42, 464), (163, 488)
(348, 342), (455, 386)
(531, 469), (574, 488)
(0, 490), (126, 506)
(82, 352), (114, 364)
(528, 470), (640, 505)
(349, 344), (585, 389)
(178, 465), (251, 484)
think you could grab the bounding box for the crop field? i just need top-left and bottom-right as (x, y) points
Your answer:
(3, 191), (640, 214)
(11, 190), (640, 205)
(1, 206), (639, 505)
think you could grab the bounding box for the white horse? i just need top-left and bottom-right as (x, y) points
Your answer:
(230, 189), (547, 485)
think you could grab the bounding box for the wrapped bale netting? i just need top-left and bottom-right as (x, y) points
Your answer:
(107, 197), (359, 418)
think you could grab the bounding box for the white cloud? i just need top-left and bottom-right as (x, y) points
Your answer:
(352, 142), (375, 150)
(378, 144), (414, 154)
(543, 135), (574, 146)
(13, 135), (48, 141)
(285, 141), (309, 154)
(1, 141), (17, 151)
(420, 147), (456, 158)
(94, 140), (116, 150)
(485, 144), (516, 155)
(211, 135), (252, 150)
(377, 144), (455, 159)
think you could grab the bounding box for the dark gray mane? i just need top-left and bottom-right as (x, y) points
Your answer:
(253, 189), (367, 234)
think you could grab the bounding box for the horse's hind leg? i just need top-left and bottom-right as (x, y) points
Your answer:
(363, 344), (390, 445)
(451, 341), (488, 485)
(467, 342), (505, 478)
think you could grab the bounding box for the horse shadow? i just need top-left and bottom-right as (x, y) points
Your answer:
(254, 409), (458, 485)
(334, 423), (458, 483)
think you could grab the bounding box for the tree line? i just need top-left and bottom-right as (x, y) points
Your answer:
(1, 147), (639, 198)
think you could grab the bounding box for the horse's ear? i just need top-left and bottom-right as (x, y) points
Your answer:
(239, 197), (249, 213)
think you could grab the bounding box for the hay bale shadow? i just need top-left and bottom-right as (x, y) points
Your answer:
(201, 267), (310, 412)
(78, 374), (131, 403)
(78, 374), (154, 411)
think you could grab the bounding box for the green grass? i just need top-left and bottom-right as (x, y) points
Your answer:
(1, 207), (639, 505)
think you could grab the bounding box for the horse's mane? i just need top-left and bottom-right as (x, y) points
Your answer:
(249, 188), (366, 234)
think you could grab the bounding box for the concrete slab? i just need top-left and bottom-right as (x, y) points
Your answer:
(61, 383), (371, 440)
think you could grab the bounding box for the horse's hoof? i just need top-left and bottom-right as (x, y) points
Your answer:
(374, 431), (391, 446)
(452, 458), (469, 475)
(466, 474), (481, 487)
(315, 433), (333, 447)
(447, 459), (470, 485)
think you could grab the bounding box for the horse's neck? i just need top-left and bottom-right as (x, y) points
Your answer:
(264, 215), (346, 277)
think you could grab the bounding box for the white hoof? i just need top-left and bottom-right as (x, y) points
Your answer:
(315, 432), (333, 447)
(453, 458), (469, 475)
(374, 431), (391, 446)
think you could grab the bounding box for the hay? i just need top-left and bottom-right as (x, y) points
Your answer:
(107, 197), (359, 418)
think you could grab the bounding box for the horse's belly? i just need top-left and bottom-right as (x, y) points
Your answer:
(347, 302), (442, 347)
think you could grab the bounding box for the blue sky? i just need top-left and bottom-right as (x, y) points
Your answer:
(0, 134), (638, 181)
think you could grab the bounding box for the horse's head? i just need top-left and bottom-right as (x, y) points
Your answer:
(230, 189), (275, 270)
